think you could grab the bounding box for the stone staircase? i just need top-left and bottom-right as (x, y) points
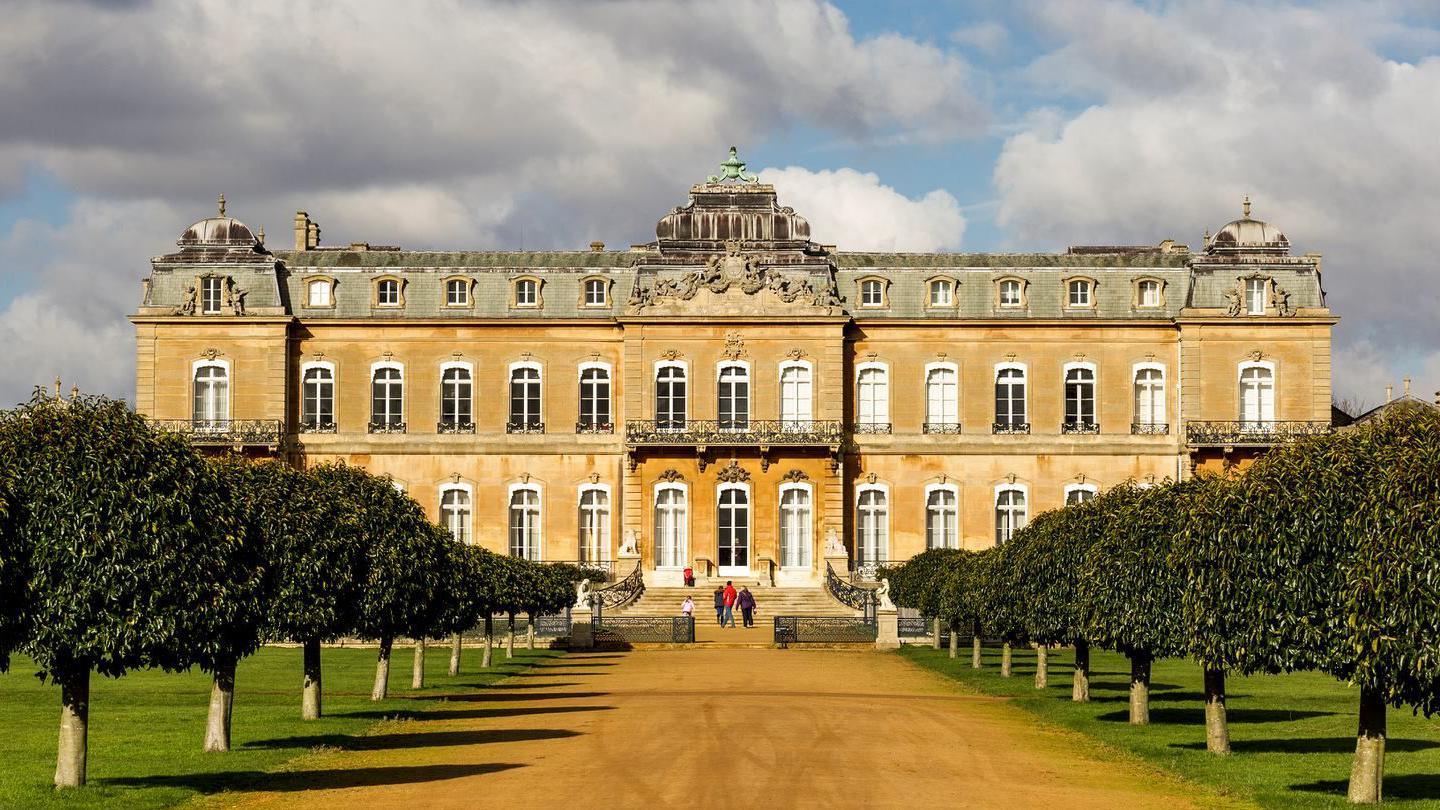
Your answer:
(610, 584), (860, 618)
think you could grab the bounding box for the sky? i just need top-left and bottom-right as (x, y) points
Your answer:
(1, 0), (1438, 410)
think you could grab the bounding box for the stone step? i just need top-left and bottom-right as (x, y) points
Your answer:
(614, 586), (859, 617)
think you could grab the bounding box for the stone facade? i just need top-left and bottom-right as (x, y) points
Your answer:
(131, 163), (1337, 586)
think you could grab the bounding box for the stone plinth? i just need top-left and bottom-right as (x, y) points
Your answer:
(875, 608), (899, 650)
(570, 607), (594, 650)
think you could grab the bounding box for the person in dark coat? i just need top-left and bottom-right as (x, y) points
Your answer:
(737, 587), (757, 628)
(712, 586), (725, 625)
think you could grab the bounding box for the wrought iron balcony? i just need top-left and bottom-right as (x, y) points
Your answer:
(436, 420), (476, 434)
(298, 420), (337, 434)
(851, 422), (892, 435)
(1131, 422), (1170, 435)
(922, 422), (963, 435)
(575, 421), (615, 434)
(1061, 421), (1101, 435)
(367, 420), (406, 434)
(150, 419), (282, 447)
(506, 420), (545, 434)
(625, 419), (844, 446)
(1186, 420), (1333, 446)
(992, 421), (1031, 435)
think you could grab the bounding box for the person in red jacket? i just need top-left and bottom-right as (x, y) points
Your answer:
(722, 580), (738, 628)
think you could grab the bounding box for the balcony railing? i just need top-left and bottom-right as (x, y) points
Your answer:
(575, 421), (615, 434)
(151, 419), (282, 447)
(437, 420), (476, 434)
(992, 421), (1031, 435)
(626, 419), (844, 446)
(367, 420), (406, 434)
(506, 420), (545, 434)
(922, 422), (962, 435)
(1131, 422), (1170, 435)
(298, 420), (337, 434)
(1061, 421), (1101, 435)
(852, 422), (892, 435)
(1186, 420), (1333, 446)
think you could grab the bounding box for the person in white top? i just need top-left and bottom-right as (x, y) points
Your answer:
(681, 596), (695, 617)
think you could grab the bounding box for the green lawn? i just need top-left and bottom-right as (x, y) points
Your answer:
(0, 643), (560, 808)
(903, 643), (1440, 808)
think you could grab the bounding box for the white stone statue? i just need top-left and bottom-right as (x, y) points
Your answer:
(823, 527), (846, 557)
(574, 578), (592, 609)
(619, 529), (640, 557)
(875, 577), (896, 612)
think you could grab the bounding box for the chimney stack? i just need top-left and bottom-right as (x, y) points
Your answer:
(1385, 384), (1393, 404)
(1403, 376), (1412, 397)
(589, 241), (605, 252)
(294, 211), (321, 251)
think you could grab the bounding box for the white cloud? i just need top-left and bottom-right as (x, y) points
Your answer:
(950, 22), (1010, 56)
(759, 166), (965, 252)
(994, 0), (1440, 403)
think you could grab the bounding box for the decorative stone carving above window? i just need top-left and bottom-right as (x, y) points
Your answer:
(715, 460), (751, 483)
(658, 468), (685, 483)
(781, 469), (809, 482)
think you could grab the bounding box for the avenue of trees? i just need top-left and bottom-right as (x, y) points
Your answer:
(882, 401), (1440, 805)
(0, 389), (588, 788)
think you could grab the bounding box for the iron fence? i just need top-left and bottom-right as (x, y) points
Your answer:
(1061, 421), (1101, 435)
(826, 562), (877, 622)
(594, 615), (695, 644)
(992, 422), (1031, 435)
(922, 422), (963, 435)
(851, 422), (892, 435)
(1130, 422), (1170, 435)
(533, 612), (572, 637)
(774, 616), (878, 647)
(898, 615), (931, 638)
(592, 561), (645, 608)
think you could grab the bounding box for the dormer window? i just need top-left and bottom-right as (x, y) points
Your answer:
(305, 277), (334, 308)
(1137, 279), (1162, 308)
(445, 277), (471, 307)
(996, 277), (1026, 309)
(375, 278), (402, 308)
(512, 277), (542, 309)
(1067, 279), (1094, 308)
(201, 277), (224, 314)
(859, 277), (887, 308)
(583, 278), (608, 307)
(1246, 278), (1266, 315)
(928, 278), (954, 307)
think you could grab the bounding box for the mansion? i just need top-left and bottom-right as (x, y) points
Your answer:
(130, 151), (1336, 586)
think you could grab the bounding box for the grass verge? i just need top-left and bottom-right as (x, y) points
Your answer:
(902, 643), (1440, 809)
(0, 642), (560, 808)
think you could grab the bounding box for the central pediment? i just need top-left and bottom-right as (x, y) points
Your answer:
(626, 241), (844, 316)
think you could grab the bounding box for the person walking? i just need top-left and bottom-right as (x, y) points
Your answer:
(681, 596), (694, 619)
(712, 586), (726, 625)
(737, 586), (757, 628)
(722, 580), (738, 628)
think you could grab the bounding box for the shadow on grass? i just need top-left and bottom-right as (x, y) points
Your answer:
(101, 763), (523, 793)
(1292, 774), (1440, 801)
(243, 727), (581, 752)
(1098, 707), (1338, 725)
(1173, 736), (1440, 754)
(332, 704), (615, 722)
(1087, 680), (1183, 692)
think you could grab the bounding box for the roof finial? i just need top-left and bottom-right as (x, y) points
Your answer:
(707, 146), (759, 184)
(1404, 376), (1412, 396)
(54, 376), (62, 399)
(217, 193), (227, 217)
(1242, 194), (1251, 218)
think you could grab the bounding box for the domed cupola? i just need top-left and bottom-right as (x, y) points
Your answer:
(177, 194), (259, 247)
(1206, 196), (1290, 255)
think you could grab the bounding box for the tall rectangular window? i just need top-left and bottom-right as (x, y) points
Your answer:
(440, 487), (472, 544)
(995, 489), (1026, 545)
(1239, 366), (1275, 425)
(192, 364), (229, 428)
(656, 366), (687, 430)
(717, 487), (750, 571)
(779, 486), (812, 568)
(925, 366), (958, 430)
(1134, 368), (1165, 427)
(1064, 367), (1096, 429)
(780, 364), (812, 427)
(926, 488), (958, 549)
(857, 366), (889, 426)
(201, 277), (224, 314)
(995, 368), (1026, 427)
(508, 367), (542, 431)
(509, 487), (542, 560)
(717, 365), (750, 431)
(370, 367), (403, 429)
(301, 366), (334, 429)
(654, 487), (686, 569)
(579, 367), (611, 429)
(578, 488), (609, 562)
(857, 489), (887, 563)
(1246, 279), (1266, 315)
(440, 366), (473, 428)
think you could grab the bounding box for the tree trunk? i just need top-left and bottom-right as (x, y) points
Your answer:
(932, 617), (941, 650)
(302, 638), (323, 720)
(371, 636), (392, 701)
(411, 638), (426, 689)
(1128, 650), (1152, 725)
(1001, 643), (1013, 677)
(1347, 684), (1387, 804)
(53, 667), (89, 788)
(1034, 644), (1048, 689)
(506, 614), (515, 659)
(1204, 666), (1230, 754)
(482, 615), (494, 668)
(947, 622), (958, 659)
(449, 633), (462, 676)
(204, 656), (237, 752)
(971, 624), (983, 669)
(527, 621), (535, 650)
(1072, 639), (1091, 702)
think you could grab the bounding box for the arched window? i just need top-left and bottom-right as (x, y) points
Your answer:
(654, 484), (688, 569)
(924, 363), (959, 432)
(994, 364), (1027, 432)
(856, 364), (889, 430)
(306, 278), (332, 307)
(717, 485), (750, 574)
(578, 485), (610, 563)
(370, 364), (404, 431)
(1065, 483), (1098, 506)
(514, 277), (540, 308)
(998, 278), (1024, 308)
(508, 363), (542, 432)
(376, 278), (401, 307)
(192, 362), (229, 429)
(995, 486), (1027, 545)
(925, 485), (959, 549)
(856, 485), (889, 564)
(859, 278), (886, 307)
(717, 363), (750, 431)
(929, 278), (954, 307)
(1133, 365), (1166, 431)
(778, 483), (812, 569)
(444, 277), (471, 307)
(1137, 279), (1162, 308)
(1239, 363), (1275, 426)
(509, 485), (542, 560)
(300, 363), (334, 431)
(583, 278), (608, 307)
(655, 363), (687, 430)
(1067, 278), (1094, 307)
(779, 362), (812, 428)
(578, 364), (612, 431)
(1063, 364), (1097, 432)
(440, 485), (473, 545)
(440, 364), (473, 431)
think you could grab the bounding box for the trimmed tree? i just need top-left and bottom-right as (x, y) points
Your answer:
(523, 563), (583, 649)
(937, 550), (990, 669)
(437, 544), (499, 673)
(263, 462), (367, 720)
(0, 454), (24, 674)
(0, 391), (234, 786)
(978, 543), (1028, 678)
(884, 548), (964, 657)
